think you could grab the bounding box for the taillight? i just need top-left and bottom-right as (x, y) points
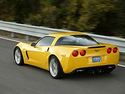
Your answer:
(72, 50), (78, 57)
(113, 47), (118, 53)
(107, 48), (112, 54)
(80, 50), (86, 56)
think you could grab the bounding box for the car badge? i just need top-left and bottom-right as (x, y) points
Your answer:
(95, 50), (100, 52)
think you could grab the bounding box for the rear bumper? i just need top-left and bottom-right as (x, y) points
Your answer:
(73, 65), (116, 73)
(62, 53), (119, 73)
(63, 63), (119, 73)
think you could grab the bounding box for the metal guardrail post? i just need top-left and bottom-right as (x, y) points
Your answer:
(10, 32), (15, 38)
(25, 35), (29, 41)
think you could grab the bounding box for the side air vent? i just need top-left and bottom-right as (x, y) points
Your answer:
(26, 51), (29, 59)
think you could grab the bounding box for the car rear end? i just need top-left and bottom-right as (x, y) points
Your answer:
(54, 34), (119, 73)
(63, 44), (119, 73)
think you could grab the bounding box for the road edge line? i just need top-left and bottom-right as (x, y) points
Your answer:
(0, 36), (20, 42)
(118, 64), (125, 68)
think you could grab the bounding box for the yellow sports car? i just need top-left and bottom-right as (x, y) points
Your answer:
(14, 32), (119, 78)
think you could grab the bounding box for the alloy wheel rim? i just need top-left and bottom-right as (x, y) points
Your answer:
(15, 49), (21, 64)
(50, 58), (58, 77)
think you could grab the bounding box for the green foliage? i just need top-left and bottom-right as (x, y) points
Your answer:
(0, 0), (125, 37)
(0, 0), (15, 21)
(93, 0), (125, 37)
(13, 0), (41, 23)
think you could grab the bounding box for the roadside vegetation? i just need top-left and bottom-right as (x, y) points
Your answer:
(0, 0), (125, 37)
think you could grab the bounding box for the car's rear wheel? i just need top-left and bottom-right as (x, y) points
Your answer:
(49, 56), (64, 79)
(14, 47), (24, 65)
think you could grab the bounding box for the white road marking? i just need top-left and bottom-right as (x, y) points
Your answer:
(0, 36), (20, 42)
(118, 64), (125, 68)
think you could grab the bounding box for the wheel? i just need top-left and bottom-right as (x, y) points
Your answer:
(14, 47), (24, 65)
(49, 56), (64, 79)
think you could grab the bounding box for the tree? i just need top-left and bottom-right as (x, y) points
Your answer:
(0, 0), (15, 21)
(64, 0), (118, 31)
(14, 0), (41, 23)
(93, 0), (125, 37)
(0, 0), (124, 37)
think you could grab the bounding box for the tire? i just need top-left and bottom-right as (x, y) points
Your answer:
(49, 56), (64, 79)
(14, 47), (24, 65)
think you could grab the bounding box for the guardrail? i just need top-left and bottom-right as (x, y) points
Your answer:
(0, 20), (125, 53)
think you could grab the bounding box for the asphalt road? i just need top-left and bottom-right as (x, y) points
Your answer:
(0, 38), (125, 94)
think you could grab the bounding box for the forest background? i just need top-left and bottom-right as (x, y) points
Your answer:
(0, 0), (125, 37)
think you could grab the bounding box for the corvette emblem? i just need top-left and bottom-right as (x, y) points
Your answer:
(95, 50), (100, 52)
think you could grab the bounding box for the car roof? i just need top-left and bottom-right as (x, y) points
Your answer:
(49, 31), (87, 37)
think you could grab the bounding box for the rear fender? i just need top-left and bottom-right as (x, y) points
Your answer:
(48, 46), (75, 71)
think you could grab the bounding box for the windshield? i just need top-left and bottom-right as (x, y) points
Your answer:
(55, 35), (99, 46)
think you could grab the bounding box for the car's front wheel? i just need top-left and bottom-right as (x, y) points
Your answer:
(49, 56), (64, 79)
(14, 47), (24, 65)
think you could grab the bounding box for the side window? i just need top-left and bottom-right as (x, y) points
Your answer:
(56, 37), (75, 45)
(36, 36), (55, 46)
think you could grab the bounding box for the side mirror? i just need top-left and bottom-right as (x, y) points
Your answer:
(31, 42), (36, 47)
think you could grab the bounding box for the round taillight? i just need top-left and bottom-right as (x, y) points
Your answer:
(72, 50), (78, 57)
(113, 47), (118, 53)
(107, 48), (112, 54)
(80, 50), (86, 56)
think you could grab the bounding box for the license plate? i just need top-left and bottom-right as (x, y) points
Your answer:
(92, 56), (101, 62)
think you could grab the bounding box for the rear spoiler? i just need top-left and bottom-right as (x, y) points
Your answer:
(88, 46), (106, 49)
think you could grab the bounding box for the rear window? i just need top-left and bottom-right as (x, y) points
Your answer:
(55, 35), (98, 46)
